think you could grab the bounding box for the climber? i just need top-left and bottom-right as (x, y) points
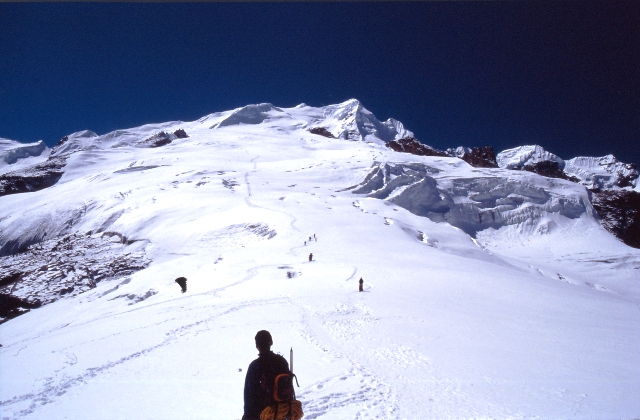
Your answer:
(175, 277), (187, 293)
(242, 330), (290, 420)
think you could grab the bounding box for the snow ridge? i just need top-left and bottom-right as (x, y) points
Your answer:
(319, 99), (412, 143)
(496, 145), (565, 170)
(564, 155), (639, 191)
(0, 139), (48, 165)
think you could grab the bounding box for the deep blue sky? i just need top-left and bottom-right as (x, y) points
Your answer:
(1, 2), (638, 164)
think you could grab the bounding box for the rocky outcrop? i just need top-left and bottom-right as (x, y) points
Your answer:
(387, 139), (499, 168)
(309, 127), (336, 138)
(0, 272), (21, 288)
(140, 131), (173, 148)
(386, 137), (447, 157)
(54, 135), (69, 149)
(138, 129), (189, 148)
(0, 232), (150, 323)
(446, 146), (498, 168)
(0, 156), (67, 197)
(0, 293), (41, 324)
(173, 129), (189, 139)
(591, 190), (640, 248)
(521, 161), (579, 182)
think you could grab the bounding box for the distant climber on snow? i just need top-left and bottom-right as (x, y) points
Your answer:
(308, 253), (313, 262)
(359, 277), (364, 292)
(175, 277), (187, 293)
(242, 330), (303, 420)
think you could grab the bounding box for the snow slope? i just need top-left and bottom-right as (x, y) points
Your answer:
(1, 100), (639, 419)
(0, 139), (49, 176)
(496, 145), (564, 170)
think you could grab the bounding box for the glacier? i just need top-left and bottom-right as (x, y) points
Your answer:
(1, 99), (639, 419)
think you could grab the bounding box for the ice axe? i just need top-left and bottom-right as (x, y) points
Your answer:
(290, 347), (293, 374)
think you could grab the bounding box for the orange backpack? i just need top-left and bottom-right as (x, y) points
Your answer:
(259, 349), (303, 420)
(260, 372), (303, 420)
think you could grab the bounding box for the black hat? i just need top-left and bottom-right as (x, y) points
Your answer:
(255, 330), (273, 347)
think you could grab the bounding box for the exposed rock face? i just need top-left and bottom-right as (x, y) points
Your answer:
(591, 190), (640, 248)
(0, 232), (150, 324)
(139, 131), (174, 148)
(446, 146), (498, 168)
(173, 129), (189, 139)
(0, 293), (41, 323)
(309, 127), (336, 138)
(138, 129), (189, 148)
(387, 139), (499, 168)
(522, 161), (579, 182)
(55, 135), (69, 148)
(0, 156), (67, 197)
(617, 171), (639, 189)
(350, 162), (588, 236)
(386, 137), (447, 157)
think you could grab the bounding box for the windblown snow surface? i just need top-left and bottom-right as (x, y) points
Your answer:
(1, 100), (639, 419)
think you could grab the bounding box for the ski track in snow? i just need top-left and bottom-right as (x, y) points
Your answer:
(242, 153), (305, 239)
(296, 305), (401, 419)
(1, 297), (292, 420)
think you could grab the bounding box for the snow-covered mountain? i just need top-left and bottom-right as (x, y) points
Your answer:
(493, 145), (639, 247)
(205, 99), (412, 144)
(496, 145), (639, 192)
(1, 100), (639, 419)
(564, 154), (639, 191)
(0, 139), (49, 176)
(496, 145), (565, 170)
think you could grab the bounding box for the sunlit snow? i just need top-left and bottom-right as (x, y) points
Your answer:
(1, 100), (639, 419)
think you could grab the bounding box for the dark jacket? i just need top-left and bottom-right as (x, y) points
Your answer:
(243, 351), (289, 420)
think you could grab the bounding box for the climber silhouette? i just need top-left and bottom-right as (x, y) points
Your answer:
(175, 277), (187, 293)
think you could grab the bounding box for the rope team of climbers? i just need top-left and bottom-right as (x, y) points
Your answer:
(174, 231), (368, 419)
(240, 233), (367, 418)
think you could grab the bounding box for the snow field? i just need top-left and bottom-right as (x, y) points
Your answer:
(1, 104), (640, 419)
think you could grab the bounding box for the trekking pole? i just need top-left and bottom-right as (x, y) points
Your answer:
(290, 347), (293, 374)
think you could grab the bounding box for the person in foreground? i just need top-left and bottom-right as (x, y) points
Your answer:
(242, 330), (290, 420)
